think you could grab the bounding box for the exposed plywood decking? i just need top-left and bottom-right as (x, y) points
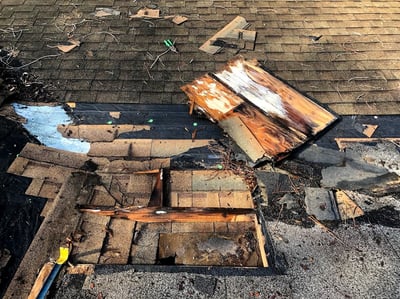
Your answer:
(182, 57), (338, 163)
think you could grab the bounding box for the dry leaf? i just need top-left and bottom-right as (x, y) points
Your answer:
(55, 39), (80, 53)
(56, 44), (78, 53)
(95, 10), (113, 17)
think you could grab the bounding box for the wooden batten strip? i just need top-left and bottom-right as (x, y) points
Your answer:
(253, 216), (269, 267)
(79, 206), (256, 223)
(27, 262), (55, 299)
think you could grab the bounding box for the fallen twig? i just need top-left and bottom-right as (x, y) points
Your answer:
(81, 31), (120, 43)
(150, 48), (170, 69)
(1, 54), (61, 70)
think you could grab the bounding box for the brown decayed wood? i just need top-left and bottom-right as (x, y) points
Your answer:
(234, 103), (307, 159)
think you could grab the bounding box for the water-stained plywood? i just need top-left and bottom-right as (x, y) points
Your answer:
(158, 231), (262, 266)
(181, 57), (338, 163)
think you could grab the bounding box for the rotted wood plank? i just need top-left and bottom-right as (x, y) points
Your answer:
(181, 57), (338, 162)
(181, 75), (244, 121)
(215, 58), (337, 135)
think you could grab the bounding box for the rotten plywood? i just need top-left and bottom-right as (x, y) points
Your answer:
(158, 231), (261, 266)
(181, 57), (338, 163)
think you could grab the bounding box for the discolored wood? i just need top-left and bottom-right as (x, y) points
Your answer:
(181, 57), (338, 162)
(79, 206), (255, 223)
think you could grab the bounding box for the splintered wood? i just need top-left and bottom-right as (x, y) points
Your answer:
(181, 57), (338, 163)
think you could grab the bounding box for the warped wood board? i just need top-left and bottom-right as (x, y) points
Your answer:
(181, 57), (338, 163)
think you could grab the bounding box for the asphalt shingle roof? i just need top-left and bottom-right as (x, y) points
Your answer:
(1, 0), (399, 114)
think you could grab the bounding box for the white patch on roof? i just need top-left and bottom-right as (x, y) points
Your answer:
(13, 103), (90, 153)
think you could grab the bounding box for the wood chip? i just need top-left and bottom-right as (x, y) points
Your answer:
(172, 15), (188, 25)
(109, 111), (121, 119)
(55, 39), (80, 53)
(66, 264), (95, 275)
(335, 190), (364, 220)
(130, 8), (160, 19)
(362, 124), (378, 137)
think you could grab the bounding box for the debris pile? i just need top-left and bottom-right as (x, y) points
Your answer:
(0, 49), (54, 105)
